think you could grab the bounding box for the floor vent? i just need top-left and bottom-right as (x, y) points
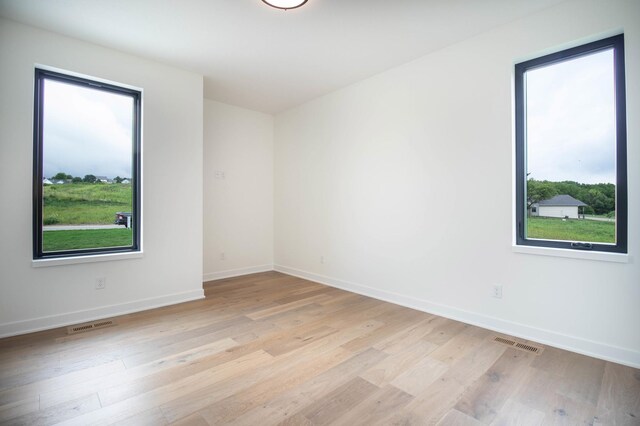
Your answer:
(492, 336), (543, 355)
(67, 319), (117, 335)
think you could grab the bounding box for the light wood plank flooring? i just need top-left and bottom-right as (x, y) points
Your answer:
(0, 271), (638, 425)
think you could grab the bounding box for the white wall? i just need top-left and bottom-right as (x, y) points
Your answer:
(0, 19), (204, 337)
(538, 206), (579, 219)
(203, 100), (274, 280)
(274, 0), (640, 367)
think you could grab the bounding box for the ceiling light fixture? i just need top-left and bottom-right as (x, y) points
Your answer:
(261, 0), (308, 10)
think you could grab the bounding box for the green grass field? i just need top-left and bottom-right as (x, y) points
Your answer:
(43, 228), (133, 252)
(527, 217), (615, 243)
(43, 183), (131, 225)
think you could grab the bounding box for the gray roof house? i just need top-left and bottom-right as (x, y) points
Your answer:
(531, 194), (588, 219)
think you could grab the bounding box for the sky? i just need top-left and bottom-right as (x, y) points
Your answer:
(525, 48), (616, 185)
(43, 79), (133, 179)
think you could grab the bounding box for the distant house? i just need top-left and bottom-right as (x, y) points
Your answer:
(531, 194), (588, 219)
(121, 179), (130, 184)
(43, 178), (53, 185)
(95, 176), (111, 183)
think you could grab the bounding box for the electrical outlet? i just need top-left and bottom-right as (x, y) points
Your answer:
(492, 284), (503, 299)
(96, 277), (106, 290)
(220, 252), (225, 260)
(320, 256), (325, 264)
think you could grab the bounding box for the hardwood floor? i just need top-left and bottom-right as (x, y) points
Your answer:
(0, 271), (638, 425)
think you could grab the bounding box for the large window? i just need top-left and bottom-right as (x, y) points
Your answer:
(33, 68), (141, 259)
(515, 35), (627, 254)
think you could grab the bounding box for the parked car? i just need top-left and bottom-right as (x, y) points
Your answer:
(114, 212), (132, 228)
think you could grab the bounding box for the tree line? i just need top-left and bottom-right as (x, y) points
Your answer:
(49, 172), (129, 184)
(527, 179), (615, 216)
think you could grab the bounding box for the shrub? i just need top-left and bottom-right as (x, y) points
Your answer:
(43, 216), (60, 225)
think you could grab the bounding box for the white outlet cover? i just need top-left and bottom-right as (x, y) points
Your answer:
(493, 285), (503, 298)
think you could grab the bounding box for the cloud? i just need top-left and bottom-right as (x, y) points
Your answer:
(525, 49), (616, 184)
(42, 80), (134, 179)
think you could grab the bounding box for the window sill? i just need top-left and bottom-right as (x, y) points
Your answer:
(32, 251), (143, 268)
(512, 245), (628, 263)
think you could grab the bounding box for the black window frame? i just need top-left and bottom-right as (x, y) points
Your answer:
(515, 34), (627, 254)
(33, 68), (142, 259)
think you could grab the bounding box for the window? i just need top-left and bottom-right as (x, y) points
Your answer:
(515, 35), (627, 254)
(33, 68), (141, 259)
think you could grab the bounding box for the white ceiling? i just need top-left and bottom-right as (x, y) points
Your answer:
(0, 0), (566, 113)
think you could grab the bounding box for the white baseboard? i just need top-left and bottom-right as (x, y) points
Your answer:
(0, 289), (205, 339)
(274, 264), (640, 369)
(203, 264), (274, 282)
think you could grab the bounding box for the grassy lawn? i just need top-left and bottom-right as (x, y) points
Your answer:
(527, 216), (615, 243)
(43, 183), (131, 225)
(43, 228), (133, 252)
